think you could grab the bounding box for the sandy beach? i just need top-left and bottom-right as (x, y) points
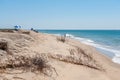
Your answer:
(0, 29), (120, 80)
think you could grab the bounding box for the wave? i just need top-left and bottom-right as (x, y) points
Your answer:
(55, 33), (120, 64)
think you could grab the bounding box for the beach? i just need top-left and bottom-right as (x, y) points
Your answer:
(0, 29), (120, 80)
(39, 30), (120, 64)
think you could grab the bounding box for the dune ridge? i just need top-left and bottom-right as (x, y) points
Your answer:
(0, 29), (120, 80)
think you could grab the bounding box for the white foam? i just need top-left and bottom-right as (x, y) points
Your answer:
(62, 34), (120, 64)
(65, 33), (74, 38)
(112, 57), (120, 64)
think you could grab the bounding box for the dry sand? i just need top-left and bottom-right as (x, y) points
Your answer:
(0, 29), (120, 80)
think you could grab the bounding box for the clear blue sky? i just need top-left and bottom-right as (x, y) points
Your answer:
(0, 0), (120, 29)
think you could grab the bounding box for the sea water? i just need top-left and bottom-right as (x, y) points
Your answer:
(38, 30), (120, 64)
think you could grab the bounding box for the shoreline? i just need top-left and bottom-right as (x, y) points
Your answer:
(69, 37), (115, 62)
(37, 31), (120, 64)
(96, 48), (115, 58)
(54, 33), (120, 64)
(76, 39), (119, 64)
(54, 33), (119, 64)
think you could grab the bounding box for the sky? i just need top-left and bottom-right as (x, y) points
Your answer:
(0, 0), (120, 29)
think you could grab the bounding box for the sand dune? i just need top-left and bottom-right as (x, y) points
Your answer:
(0, 29), (120, 80)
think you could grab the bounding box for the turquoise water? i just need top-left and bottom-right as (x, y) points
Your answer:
(38, 30), (120, 64)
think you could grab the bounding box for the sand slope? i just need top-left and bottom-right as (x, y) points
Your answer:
(0, 30), (120, 80)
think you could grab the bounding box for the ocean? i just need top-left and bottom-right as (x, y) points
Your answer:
(38, 30), (120, 64)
